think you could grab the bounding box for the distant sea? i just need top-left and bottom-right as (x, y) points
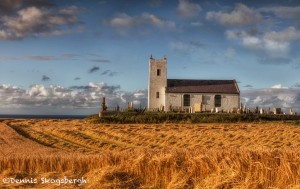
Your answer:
(0, 114), (87, 119)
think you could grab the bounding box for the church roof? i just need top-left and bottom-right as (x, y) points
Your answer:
(166, 79), (240, 94)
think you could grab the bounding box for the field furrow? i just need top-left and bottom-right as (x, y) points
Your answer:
(4, 120), (300, 152)
(1, 119), (300, 188)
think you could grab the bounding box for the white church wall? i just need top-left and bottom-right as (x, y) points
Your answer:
(165, 93), (181, 110)
(165, 93), (239, 112)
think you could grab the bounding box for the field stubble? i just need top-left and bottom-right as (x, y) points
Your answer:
(1, 119), (300, 188)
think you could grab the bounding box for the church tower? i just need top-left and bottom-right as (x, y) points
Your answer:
(148, 55), (167, 110)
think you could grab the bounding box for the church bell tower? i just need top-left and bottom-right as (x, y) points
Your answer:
(148, 54), (167, 110)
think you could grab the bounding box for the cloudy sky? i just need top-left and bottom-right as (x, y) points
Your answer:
(0, 0), (300, 115)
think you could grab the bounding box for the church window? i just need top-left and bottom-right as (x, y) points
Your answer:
(183, 94), (190, 106)
(157, 69), (161, 76)
(156, 92), (159, 98)
(215, 95), (221, 107)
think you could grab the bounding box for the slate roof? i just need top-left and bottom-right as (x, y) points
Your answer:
(166, 79), (240, 94)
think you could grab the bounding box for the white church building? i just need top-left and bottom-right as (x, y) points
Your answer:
(148, 55), (240, 112)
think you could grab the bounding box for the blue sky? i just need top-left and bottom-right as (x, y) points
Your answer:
(0, 0), (300, 115)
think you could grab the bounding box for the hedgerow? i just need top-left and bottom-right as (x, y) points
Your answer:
(86, 112), (300, 124)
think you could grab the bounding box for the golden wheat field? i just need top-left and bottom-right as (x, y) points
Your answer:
(1, 119), (300, 188)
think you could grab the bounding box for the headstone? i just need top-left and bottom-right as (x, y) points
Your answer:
(169, 104), (173, 111)
(194, 103), (201, 112)
(260, 108), (264, 114)
(190, 107), (194, 113)
(274, 108), (281, 115)
(232, 108), (238, 113)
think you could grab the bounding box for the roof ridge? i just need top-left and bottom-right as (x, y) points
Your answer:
(167, 79), (235, 81)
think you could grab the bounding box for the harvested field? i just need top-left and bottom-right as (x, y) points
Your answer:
(4, 119), (300, 151)
(1, 119), (300, 188)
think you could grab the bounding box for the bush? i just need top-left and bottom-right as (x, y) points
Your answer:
(86, 112), (300, 124)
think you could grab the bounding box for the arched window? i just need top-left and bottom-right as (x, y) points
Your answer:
(215, 95), (221, 107)
(183, 94), (190, 106)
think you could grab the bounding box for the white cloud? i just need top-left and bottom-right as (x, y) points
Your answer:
(0, 6), (81, 40)
(142, 13), (175, 29)
(221, 7), (300, 60)
(265, 27), (300, 42)
(263, 39), (290, 58)
(27, 85), (48, 97)
(271, 84), (288, 89)
(225, 27), (298, 59)
(241, 87), (300, 113)
(177, 0), (201, 19)
(109, 12), (175, 32)
(260, 6), (300, 19)
(0, 83), (148, 114)
(242, 35), (261, 48)
(253, 96), (262, 105)
(110, 13), (133, 28)
(206, 3), (261, 26)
